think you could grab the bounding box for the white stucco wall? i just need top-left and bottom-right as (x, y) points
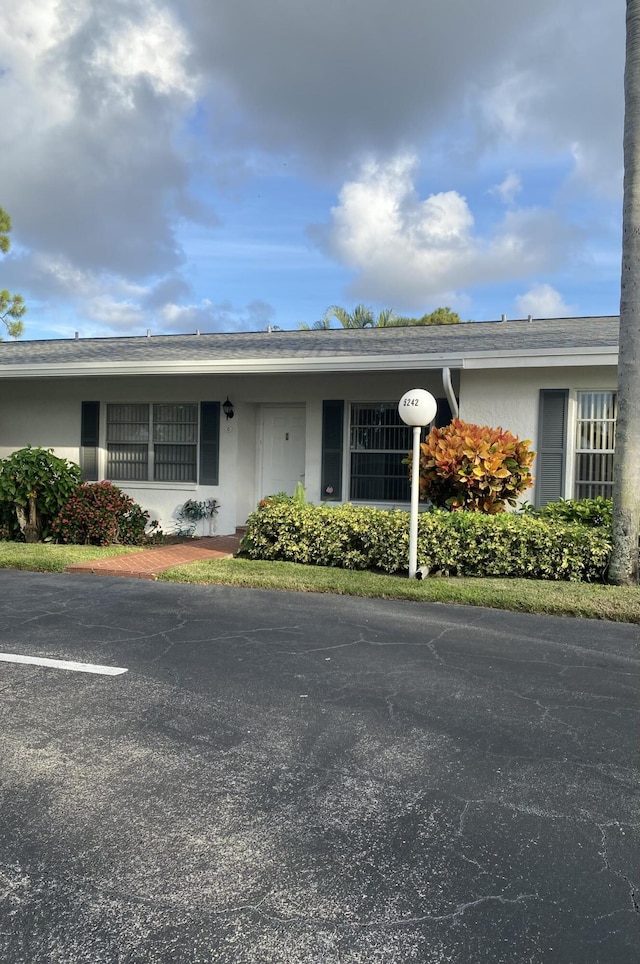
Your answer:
(0, 369), (447, 533)
(1, 363), (614, 532)
(0, 378), (83, 460)
(459, 365), (618, 502)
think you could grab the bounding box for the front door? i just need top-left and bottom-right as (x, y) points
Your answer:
(261, 406), (306, 497)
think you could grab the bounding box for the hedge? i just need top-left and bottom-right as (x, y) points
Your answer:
(240, 501), (612, 582)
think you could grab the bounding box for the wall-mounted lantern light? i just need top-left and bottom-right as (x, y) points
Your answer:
(223, 397), (234, 420)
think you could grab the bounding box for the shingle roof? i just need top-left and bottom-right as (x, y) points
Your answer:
(0, 316), (619, 373)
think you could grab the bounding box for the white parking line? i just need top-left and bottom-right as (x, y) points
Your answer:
(0, 653), (128, 676)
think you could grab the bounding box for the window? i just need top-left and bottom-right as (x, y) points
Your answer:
(349, 403), (415, 501)
(574, 391), (617, 499)
(107, 403), (198, 482)
(153, 404), (198, 482)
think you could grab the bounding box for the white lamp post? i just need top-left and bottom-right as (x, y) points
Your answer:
(398, 389), (437, 579)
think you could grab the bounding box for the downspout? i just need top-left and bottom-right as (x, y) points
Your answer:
(442, 367), (459, 418)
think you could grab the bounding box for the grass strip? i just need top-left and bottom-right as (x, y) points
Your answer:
(0, 543), (143, 573)
(158, 557), (640, 623)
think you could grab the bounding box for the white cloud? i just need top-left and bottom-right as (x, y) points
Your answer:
(314, 154), (580, 309)
(3, 250), (274, 336)
(83, 295), (146, 330)
(90, 3), (196, 103)
(0, 0), (199, 279)
(2, 2), (79, 136)
(490, 172), (522, 206)
(0, 0), (624, 337)
(480, 72), (538, 143)
(158, 299), (275, 333)
(4, 253), (149, 336)
(514, 284), (574, 319)
(179, 0), (622, 198)
(476, 5), (623, 196)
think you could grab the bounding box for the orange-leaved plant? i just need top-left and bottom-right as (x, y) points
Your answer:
(417, 419), (535, 513)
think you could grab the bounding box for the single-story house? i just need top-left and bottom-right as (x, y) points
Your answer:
(0, 315), (619, 535)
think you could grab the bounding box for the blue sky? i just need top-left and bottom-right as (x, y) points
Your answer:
(0, 1), (626, 340)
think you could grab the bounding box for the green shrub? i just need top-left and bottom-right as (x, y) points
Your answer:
(240, 500), (611, 582)
(432, 512), (611, 581)
(0, 499), (19, 541)
(417, 419), (535, 512)
(525, 497), (613, 528)
(51, 481), (151, 545)
(258, 491), (298, 506)
(0, 446), (82, 542)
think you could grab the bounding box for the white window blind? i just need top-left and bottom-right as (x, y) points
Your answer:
(574, 392), (617, 499)
(106, 403), (198, 483)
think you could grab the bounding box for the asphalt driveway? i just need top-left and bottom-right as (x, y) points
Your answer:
(0, 570), (638, 963)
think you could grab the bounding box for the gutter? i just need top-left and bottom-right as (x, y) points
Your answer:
(442, 367), (459, 418)
(0, 354), (466, 378)
(0, 345), (618, 379)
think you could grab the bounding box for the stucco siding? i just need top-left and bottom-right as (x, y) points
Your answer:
(459, 366), (618, 502)
(0, 369), (448, 533)
(0, 365), (620, 532)
(0, 379), (83, 462)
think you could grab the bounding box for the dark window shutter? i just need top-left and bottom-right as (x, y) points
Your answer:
(199, 402), (220, 485)
(321, 400), (344, 501)
(535, 390), (568, 507)
(80, 401), (100, 481)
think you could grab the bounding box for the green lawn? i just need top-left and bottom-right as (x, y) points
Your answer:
(0, 542), (142, 572)
(158, 556), (640, 624)
(2, 541), (638, 623)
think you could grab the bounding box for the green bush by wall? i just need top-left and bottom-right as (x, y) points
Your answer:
(0, 446), (82, 542)
(241, 500), (612, 582)
(51, 481), (151, 546)
(526, 496), (613, 528)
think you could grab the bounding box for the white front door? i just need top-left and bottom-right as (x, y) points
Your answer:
(261, 406), (306, 497)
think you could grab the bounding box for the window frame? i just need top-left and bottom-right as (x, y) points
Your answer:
(347, 400), (425, 504)
(572, 390), (617, 500)
(106, 403), (152, 482)
(103, 402), (212, 486)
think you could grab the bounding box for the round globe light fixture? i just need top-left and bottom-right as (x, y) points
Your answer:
(398, 388), (438, 427)
(398, 389), (438, 579)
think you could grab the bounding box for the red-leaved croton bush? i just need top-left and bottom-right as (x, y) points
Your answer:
(417, 418), (535, 513)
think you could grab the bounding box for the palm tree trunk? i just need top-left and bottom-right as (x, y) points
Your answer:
(611, 0), (640, 585)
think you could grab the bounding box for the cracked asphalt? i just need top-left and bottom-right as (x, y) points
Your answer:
(0, 569), (638, 963)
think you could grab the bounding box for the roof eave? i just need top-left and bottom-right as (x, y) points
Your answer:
(0, 345), (618, 378)
(0, 354), (464, 377)
(462, 346), (618, 369)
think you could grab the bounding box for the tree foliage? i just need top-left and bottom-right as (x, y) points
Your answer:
(0, 447), (81, 542)
(299, 304), (462, 330)
(417, 419), (535, 513)
(299, 304), (397, 329)
(0, 206), (26, 340)
(391, 307), (462, 326)
(324, 304), (379, 328)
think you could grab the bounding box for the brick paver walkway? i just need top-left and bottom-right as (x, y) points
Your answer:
(65, 534), (242, 581)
